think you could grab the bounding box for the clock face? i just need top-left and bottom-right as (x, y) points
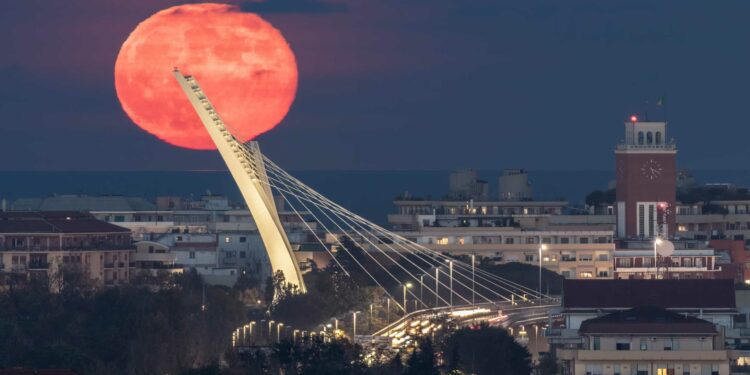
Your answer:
(641, 159), (663, 180)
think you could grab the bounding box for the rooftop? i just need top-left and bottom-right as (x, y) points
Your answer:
(579, 306), (717, 335)
(0, 212), (130, 234)
(563, 279), (736, 310)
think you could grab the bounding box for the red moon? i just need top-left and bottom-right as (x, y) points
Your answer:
(115, 3), (298, 150)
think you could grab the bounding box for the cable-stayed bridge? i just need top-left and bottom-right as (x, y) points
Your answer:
(172, 69), (560, 347)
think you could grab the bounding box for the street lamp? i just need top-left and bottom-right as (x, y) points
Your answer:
(445, 260), (454, 307)
(403, 282), (413, 313)
(353, 311), (360, 339)
(419, 274), (425, 308)
(268, 320), (275, 341)
(654, 237), (663, 279)
(539, 244), (548, 299)
(369, 303), (374, 329)
(387, 298), (391, 324)
(249, 321), (256, 341)
(471, 254), (476, 305)
(277, 323), (283, 343)
(435, 267), (440, 307)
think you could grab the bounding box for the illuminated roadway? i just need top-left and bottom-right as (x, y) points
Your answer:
(361, 299), (561, 349)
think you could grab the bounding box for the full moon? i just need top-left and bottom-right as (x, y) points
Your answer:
(115, 3), (298, 150)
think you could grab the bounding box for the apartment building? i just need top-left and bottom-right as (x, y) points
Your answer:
(567, 306), (729, 375)
(399, 227), (614, 279)
(0, 211), (134, 287)
(548, 279), (739, 375)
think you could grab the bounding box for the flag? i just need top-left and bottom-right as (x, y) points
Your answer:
(656, 96), (665, 107)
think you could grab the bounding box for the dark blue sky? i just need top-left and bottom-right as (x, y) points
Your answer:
(1, 0), (748, 171)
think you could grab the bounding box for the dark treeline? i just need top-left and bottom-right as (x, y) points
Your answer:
(0, 270), (245, 375)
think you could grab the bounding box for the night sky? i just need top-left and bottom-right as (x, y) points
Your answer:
(1, 0), (749, 171)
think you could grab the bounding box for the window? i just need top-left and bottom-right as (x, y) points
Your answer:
(638, 131), (645, 144)
(580, 237), (589, 244)
(525, 254), (534, 262)
(682, 364), (690, 375)
(560, 237), (570, 244)
(114, 215), (125, 222)
(616, 342), (630, 350)
(613, 365), (621, 375)
(585, 364), (602, 375)
(189, 251), (196, 259)
(579, 254), (593, 261)
(505, 238), (514, 244)
(148, 246), (154, 253)
(655, 131), (662, 144)
(579, 272), (594, 278)
(640, 338), (648, 350)
(240, 251), (246, 258)
(592, 336), (600, 350)
(224, 237), (231, 243)
(664, 339), (673, 351)
(598, 254), (609, 261)
(240, 236), (247, 243)
(647, 131), (653, 144)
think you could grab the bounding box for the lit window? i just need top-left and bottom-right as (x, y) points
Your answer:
(225, 237), (231, 243)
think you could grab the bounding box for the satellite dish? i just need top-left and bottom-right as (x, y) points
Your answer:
(655, 239), (675, 257)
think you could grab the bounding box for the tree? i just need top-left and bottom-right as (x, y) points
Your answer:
(265, 336), (365, 375)
(387, 352), (405, 374)
(443, 325), (531, 375)
(535, 353), (557, 375)
(406, 339), (438, 375)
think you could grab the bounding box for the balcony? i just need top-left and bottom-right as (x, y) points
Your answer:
(103, 262), (114, 269)
(575, 349), (727, 361)
(616, 141), (676, 151)
(27, 262), (49, 270)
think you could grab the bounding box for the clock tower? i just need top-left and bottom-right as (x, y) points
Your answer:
(615, 116), (676, 239)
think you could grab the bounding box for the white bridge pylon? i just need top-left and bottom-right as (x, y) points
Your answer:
(173, 69), (307, 292)
(173, 69), (553, 308)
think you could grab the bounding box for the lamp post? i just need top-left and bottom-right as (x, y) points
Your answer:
(419, 274), (425, 309)
(471, 254), (476, 305)
(445, 260), (454, 307)
(450, 261), (454, 306)
(369, 303), (374, 329)
(654, 237), (662, 279)
(435, 267), (440, 307)
(539, 244), (547, 299)
(277, 323), (283, 343)
(353, 311), (360, 339)
(268, 320), (275, 341)
(387, 298), (391, 324)
(249, 321), (255, 341)
(403, 282), (413, 313)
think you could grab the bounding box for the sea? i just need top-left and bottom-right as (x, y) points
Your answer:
(1, 170), (748, 225)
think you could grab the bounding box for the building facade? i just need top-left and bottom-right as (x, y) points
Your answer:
(0, 211), (134, 287)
